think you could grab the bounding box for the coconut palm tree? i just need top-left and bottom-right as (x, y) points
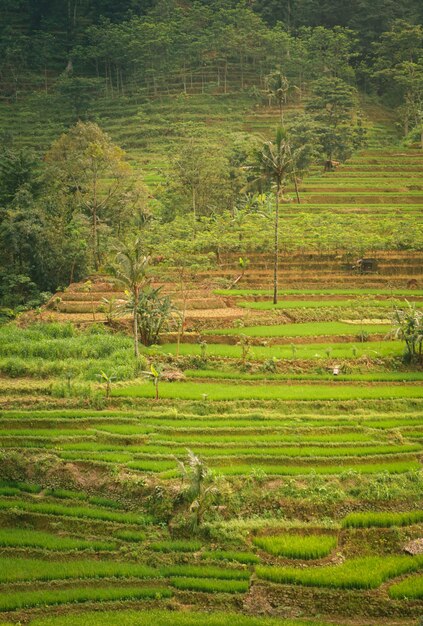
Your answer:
(113, 238), (150, 358)
(257, 127), (296, 305)
(265, 71), (290, 123)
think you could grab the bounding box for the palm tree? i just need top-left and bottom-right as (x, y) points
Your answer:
(257, 128), (296, 305)
(265, 71), (290, 123)
(113, 238), (150, 358)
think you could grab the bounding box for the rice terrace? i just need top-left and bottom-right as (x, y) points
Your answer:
(0, 1), (423, 625)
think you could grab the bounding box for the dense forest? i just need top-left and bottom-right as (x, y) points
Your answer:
(1, 0), (423, 311)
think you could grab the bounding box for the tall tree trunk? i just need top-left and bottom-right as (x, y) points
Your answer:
(134, 288), (139, 358)
(294, 175), (301, 203)
(92, 206), (98, 270)
(192, 187), (196, 219)
(273, 183), (280, 305)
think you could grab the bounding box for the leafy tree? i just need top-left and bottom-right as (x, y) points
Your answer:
(54, 74), (103, 120)
(306, 76), (359, 162)
(45, 121), (131, 269)
(299, 26), (358, 82)
(168, 137), (232, 219)
(372, 21), (423, 137)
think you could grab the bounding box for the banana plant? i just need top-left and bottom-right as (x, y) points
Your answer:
(98, 371), (116, 399)
(143, 363), (162, 400)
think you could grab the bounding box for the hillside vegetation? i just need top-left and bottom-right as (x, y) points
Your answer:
(0, 2), (422, 625)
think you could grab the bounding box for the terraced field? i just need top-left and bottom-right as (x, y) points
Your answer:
(0, 284), (422, 624)
(1, 91), (422, 625)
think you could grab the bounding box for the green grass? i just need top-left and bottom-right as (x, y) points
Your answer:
(239, 298), (423, 311)
(143, 340), (403, 361)
(152, 431), (377, 444)
(202, 551), (260, 565)
(151, 539), (202, 552)
(171, 577), (249, 593)
(29, 609), (334, 626)
(208, 322), (390, 338)
(237, 300), (422, 311)
(162, 565), (250, 580)
(389, 574), (423, 599)
(113, 381), (423, 401)
(214, 289), (423, 297)
(184, 369), (423, 383)
(0, 556), (160, 583)
(213, 461), (420, 476)
(253, 533), (337, 559)
(0, 499), (150, 525)
(342, 510), (423, 528)
(256, 555), (423, 589)
(0, 528), (115, 551)
(114, 530), (145, 542)
(131, 443), (420, 458)
(0, 586), (172, 612)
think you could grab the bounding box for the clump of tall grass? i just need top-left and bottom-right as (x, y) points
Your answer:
(0, 322), (140, 381)
(162, 565), (250, 580)
(389, 574), (423, 599)
(202, 550), (259, 564)
(253, 533), (337, 559)
(0, 528), (115, 551)
(151, 539), (202, 552)
(170, 577), (249, 594)
(0, 586), (172, 612)
(0, 498), (150, 525)
(256, 555), (423, 589)
(0, 556), (160, 583)
(29, 609), (331, 626)
(114, 529), (145, 542)
(342, 510), (423, 528)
